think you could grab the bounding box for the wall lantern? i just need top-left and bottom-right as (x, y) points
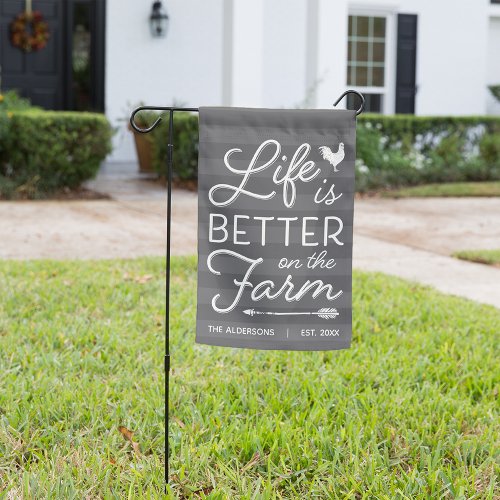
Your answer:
(149, 1), (169, 38)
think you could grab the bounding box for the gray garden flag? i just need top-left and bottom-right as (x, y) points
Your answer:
(196, 107), (355, 350)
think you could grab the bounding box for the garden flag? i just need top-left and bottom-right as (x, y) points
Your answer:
(196, 107), (356, 350)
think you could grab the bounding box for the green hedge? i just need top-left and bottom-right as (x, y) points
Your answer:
(0, 110), (112, 198)
(0, 90), (33, 154)
(356, 115), (500, 191)
(147, 112), (500, 191)
(146, 112), (198, 180)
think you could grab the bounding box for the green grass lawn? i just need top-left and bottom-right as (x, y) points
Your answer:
(0, 257), (499, 498)
(382, 181), (500, 198)
(453, 249), (500, 267)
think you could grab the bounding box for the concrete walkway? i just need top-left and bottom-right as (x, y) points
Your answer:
(0, 162), (499, 309)
(352, 197), (500, 309)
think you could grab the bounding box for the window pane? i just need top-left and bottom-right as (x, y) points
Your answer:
(372, 66), (385, 86)
(356, 66), (368, 86)
(348, 16), (355, 36)
(356, 41), (369, 62)
(366, 94), (383, 112)
(356, 16), (369, 36)
(347, 92), (382, 112)
(373, 42), (385, 62)
(72, 3), (92, 111)
(348, 41), (353, 61)
(373, 17), (386, 37)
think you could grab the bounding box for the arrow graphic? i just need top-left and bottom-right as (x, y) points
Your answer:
(243, 307), (339, 319)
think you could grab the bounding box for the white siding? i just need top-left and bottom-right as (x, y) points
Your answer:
(230, 0), (265, 107)
(105, 0), (225, 161)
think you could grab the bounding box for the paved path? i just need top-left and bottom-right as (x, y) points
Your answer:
(1, 164), (499, 309)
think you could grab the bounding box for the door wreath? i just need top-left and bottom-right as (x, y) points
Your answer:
(10, 11), (50, 52)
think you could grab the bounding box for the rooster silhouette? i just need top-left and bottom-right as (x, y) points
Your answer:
(318, 143), (345, 172)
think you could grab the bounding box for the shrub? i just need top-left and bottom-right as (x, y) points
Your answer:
(149, 112), (198, 179)
(0, 90), (33, 156)
(355, 115), (500, 190)
(0, 109), (112, 198)
(0, 89), (32, 110)
(479, 133), (500, 166)
(146, 112), (500, 191)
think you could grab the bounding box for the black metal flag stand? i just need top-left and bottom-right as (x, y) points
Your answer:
(129, 90), (365, 486)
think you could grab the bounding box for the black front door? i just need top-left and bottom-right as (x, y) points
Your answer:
(0, 0), (105, 111)
(0, 0), (65, 109)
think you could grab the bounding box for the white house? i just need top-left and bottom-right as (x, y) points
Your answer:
(1, 0), (499, 162)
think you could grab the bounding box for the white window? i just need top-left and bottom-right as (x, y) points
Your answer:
(347, 14), (393, 113)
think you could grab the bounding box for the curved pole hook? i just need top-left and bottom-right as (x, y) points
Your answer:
(333, 90), (365, 116)
(129, 106), (164, 133)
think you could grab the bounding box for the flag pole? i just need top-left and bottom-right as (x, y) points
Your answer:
(129, 91), (364, 487)
(130, 106), (197, 487)
(165, 109), (173, 485)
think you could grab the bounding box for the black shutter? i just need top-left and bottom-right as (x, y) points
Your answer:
(395, 14), (418, 114)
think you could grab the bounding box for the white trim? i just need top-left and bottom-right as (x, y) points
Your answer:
(231, 0), (265, 107)
(305, 0), (320, 107)
(316, 0), (348, 107)
(222, 0), (233, 105)
(384, 11), (397, 114)
(349, 4), (399, 15)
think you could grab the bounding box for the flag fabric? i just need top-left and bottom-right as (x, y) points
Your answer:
(196, 107), (356, 350)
